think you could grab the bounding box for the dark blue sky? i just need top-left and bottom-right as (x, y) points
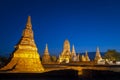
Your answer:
(0, 0), (120, 56)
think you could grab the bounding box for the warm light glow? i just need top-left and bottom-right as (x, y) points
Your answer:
(0, 16), (44, 72)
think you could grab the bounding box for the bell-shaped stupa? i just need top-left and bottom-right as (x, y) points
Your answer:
(0, 16), (44, 72)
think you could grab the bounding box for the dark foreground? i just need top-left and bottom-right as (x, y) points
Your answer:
(0, 69), (120, 80)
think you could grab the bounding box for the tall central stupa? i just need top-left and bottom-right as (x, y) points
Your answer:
(0, 16), (44, 72)
(58, 40), (71, 63)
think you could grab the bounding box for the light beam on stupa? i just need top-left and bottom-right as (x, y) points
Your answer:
(0, 16), (44, 72)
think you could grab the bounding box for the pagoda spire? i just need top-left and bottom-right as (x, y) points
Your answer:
(71, 45), (76, 56)
(26, 16), (32, 29)
(0, 16), (44, 72)
(85, 51), (90, 61)
(81, 55), (86, 61)
(71, 45), (77, 61)
(97, 47), (100, 53)
(94, 47), (102, 61)
(17, 16), (36, 49)
(44, 43), (49, 55)
(42, 43), (51, 63)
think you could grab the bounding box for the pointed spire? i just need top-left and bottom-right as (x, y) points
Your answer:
(97, 47), (100, 53)
(94, 47), (102, 61)
(71, 45), (77, 61)
(45, 43), (48, 52)
(71, 45), (76, 56)
(85, 51), (90, 61)
(72, 45), (75, 53)
(42, 43), (51, 63)
(44, 43), (49, 55)
(96, 47), (101, 57)
(18, 16), (36, 49)
(81, 55), (86, 61)
(26, 16), (32, 29)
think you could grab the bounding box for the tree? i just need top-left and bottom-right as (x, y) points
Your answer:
(0, 56), (8, 67)
(104, 50), (120, 61)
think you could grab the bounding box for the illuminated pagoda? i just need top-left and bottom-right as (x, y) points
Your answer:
(85, 51), (90, 61)
(71, 45), (77, 61)
(76, 54), (80, 61)
(58, 39), (71, 63)
(42, 44), (51, 63)
(81, 55), (86, 61)
(94, 47), (102, 62)
(0, 16), (44, 72)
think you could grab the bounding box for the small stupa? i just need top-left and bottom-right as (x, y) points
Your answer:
(0, 16), (44, 72)
(81, 55), (86, 61)
(76, 54), (80, 61)
(42, 44), (51, 63)
(94, 47), (102, 61)
(71, 45), (77, 61)
(58, 39), (71, 63)
(85, 51), (90, 61)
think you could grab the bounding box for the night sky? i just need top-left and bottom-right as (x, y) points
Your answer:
(0, 0), (120, 56)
